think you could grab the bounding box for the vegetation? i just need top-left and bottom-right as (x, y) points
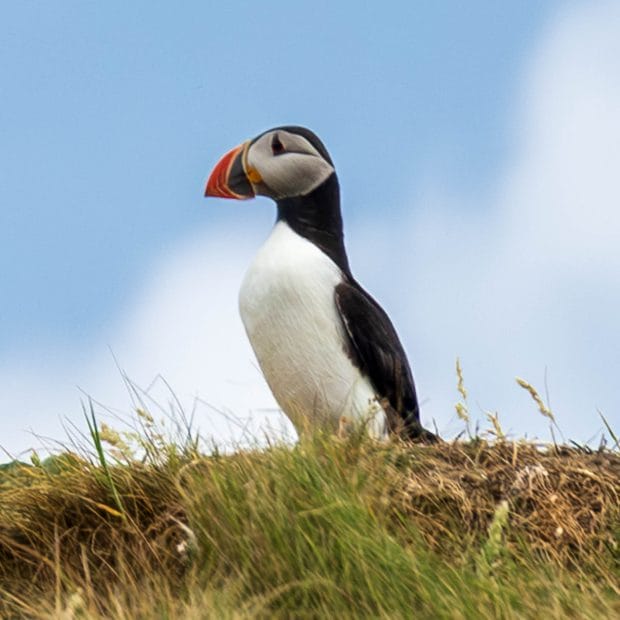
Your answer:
(1, 379), (619, 618)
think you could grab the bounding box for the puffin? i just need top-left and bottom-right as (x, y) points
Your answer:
(204, 126), (436, 443)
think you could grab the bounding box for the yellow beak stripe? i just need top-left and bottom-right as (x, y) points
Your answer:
(246, 166), (263, 184)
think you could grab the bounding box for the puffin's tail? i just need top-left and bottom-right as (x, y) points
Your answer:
(406, 422), (440, 444)
(389, 406), (439, 443)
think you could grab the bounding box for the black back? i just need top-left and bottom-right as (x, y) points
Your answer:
(335, 279), (435, 442)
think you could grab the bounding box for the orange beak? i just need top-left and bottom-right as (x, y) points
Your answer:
(204, 141), (256, 199)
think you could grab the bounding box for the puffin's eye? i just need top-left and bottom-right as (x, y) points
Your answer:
(271, 134), (285, 155)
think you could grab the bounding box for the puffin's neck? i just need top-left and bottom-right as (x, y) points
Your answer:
(276, 174), (351, 276)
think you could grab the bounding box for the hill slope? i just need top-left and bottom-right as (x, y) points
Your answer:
(1, 429), (618, 618)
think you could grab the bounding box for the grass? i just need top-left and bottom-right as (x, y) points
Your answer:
(1, 417), (618, 618)
(0, 372), (618, 618)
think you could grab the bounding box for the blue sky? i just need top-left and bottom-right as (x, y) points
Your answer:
(2, 1), (619, 455)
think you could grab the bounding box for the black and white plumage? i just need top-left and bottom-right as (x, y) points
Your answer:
(205, 126), (436, 442)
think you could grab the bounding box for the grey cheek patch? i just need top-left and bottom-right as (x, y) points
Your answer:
(247, 131), (335, 198)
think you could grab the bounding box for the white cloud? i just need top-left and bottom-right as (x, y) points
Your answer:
(2, 2), (619, 455)
(0, 222), (288, 457)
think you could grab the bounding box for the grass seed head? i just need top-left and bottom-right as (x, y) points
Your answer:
(516, 377), (555, 422)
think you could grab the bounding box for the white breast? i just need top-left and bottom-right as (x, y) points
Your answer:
(239, 221), (386, 438)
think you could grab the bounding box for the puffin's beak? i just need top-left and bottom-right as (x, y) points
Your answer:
(204, 141), (257, 199)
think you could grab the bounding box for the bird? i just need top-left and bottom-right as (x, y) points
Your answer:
(204, 126), (436, 443)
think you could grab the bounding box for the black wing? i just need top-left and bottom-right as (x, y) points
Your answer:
(335, 280), (436, 442)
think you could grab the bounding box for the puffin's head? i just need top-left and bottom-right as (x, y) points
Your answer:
(204, 126), (335, 201)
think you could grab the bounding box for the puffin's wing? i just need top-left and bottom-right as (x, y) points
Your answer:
(335, 281), (433, 441)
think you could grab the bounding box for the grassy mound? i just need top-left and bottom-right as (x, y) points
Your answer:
(1, 428), (618, 618)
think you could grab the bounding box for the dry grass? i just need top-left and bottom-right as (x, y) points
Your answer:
(391, 441), (619, 562)
(0, 457), (186, 615)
